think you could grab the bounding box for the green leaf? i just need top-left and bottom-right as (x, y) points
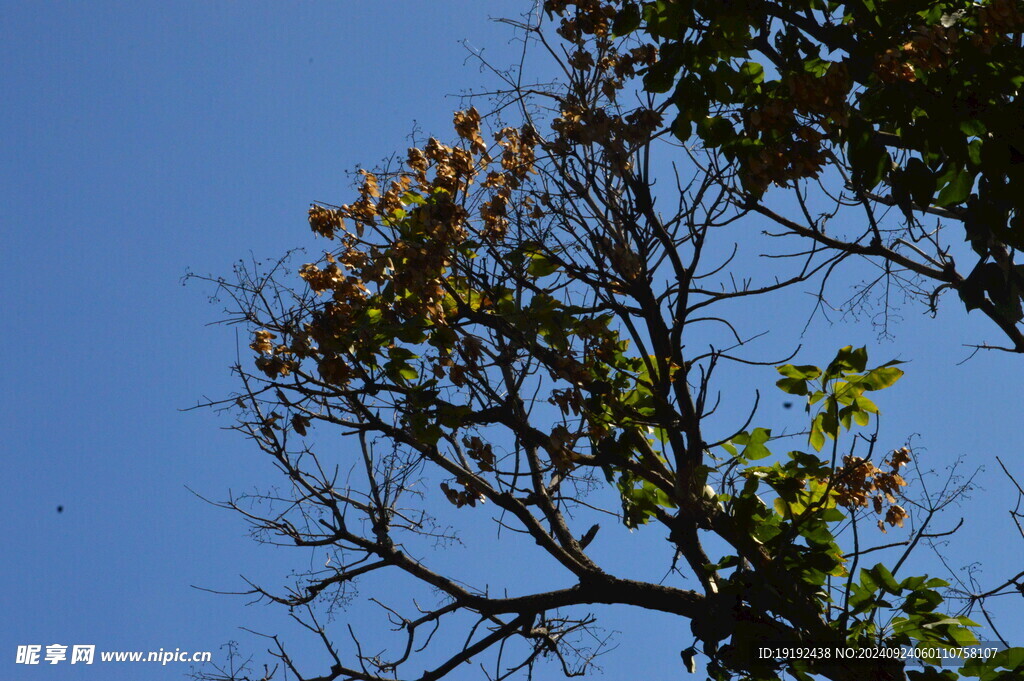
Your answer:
(827, 346), (868, 374)
(948, 623), (980, 646)
(612, 2), (642, 37)
(809, 418), (826, 452)
(739, 60), (764, 84)
(644, 59), (679, 94)
(388, 346), (417, 361)
(869, 564), (901, 594)
(959, 119), (986, 137)
(670, 114), (692, 143)
(861, 366), (904, 391)
(935, 165), (974, 207)
(527, 251), (560, 277)
(774, 496), (790, 519)
(778, 364), (822, 380)
(847, 119), (891, 190)
(854, 394), (879, 414)
(902, 157), (938, 207)
(901, 588), (943, 614)
(740, 427), (772, 460)
(821, 507), (846, 522)
(820, 399), (839, 438)
(776, 377), (808, 395)
(696, 115), (734, 147)
(838, 405), (856, 429)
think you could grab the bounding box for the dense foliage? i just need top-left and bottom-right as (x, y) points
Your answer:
(550, 0), (1024, 345)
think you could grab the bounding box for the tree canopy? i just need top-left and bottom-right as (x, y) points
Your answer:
(551, 0), (1024, 346)
(194, 3), (1024, 681)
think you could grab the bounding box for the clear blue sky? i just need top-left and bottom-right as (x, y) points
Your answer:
(1, 3), (1020, 681)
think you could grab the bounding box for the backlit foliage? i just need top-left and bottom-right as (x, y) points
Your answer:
(546, 0), (1024, 348)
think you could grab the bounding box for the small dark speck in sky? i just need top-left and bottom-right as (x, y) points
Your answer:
(783, 402), (793, 409)
(309, 57), (314, 64)
(56, 506), (63, 513)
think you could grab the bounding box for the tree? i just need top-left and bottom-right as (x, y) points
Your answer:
(546, 0), (1024, 350)
(193, 4), (1024, 680)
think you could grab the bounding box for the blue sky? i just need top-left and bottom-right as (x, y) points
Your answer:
(1, 3), (1021, 681)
